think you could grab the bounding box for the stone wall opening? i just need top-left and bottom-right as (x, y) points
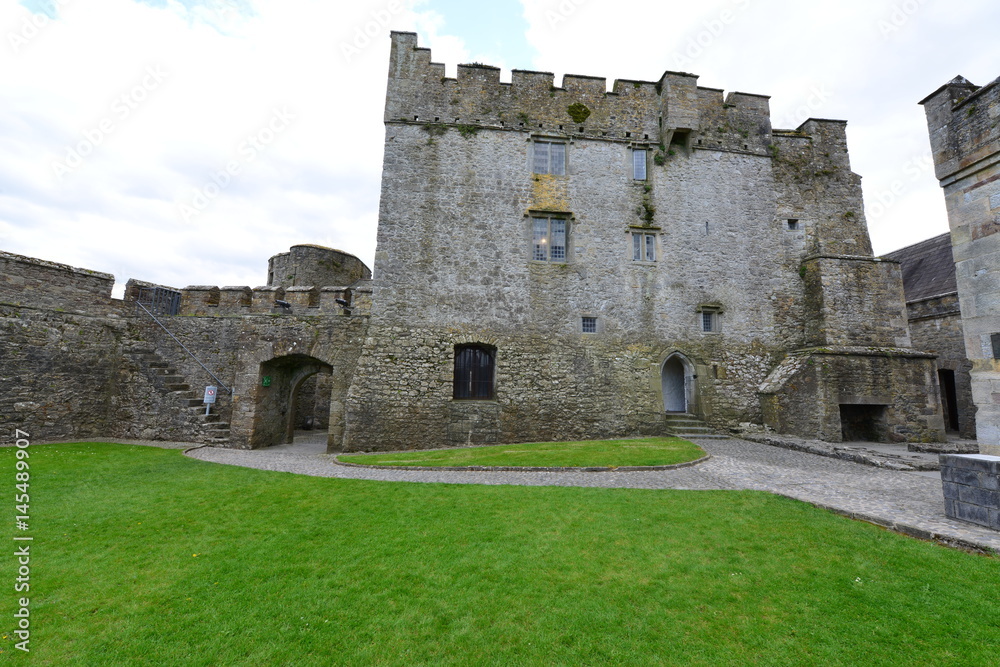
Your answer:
(251, 354), (333, 448)
(662, 354), (693, 413)
(839, 404), (888, 442)
(938, 369), (960, 432)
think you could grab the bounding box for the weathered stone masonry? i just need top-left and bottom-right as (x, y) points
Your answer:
(341, 31), (944, 451)
(0, 247), (371, 449)
(922, 76), (1000, 454)
(2, 34), (948, 451)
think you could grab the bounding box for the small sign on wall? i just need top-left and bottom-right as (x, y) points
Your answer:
(203, 386), (218, 404)
(261, 376), (272, 387)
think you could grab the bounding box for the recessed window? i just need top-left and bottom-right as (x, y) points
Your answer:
(698, 307), (722, 333)
(787, 219), (799, 230)
(991, 333), (1000, 359)
(453, 344), (496, 400)
(532, 217), (568, 261)
(582, 316), (597, 334)
(633, 148), (647, 180)
(632, 232), (656, 261)
(532, 140), (566, 175)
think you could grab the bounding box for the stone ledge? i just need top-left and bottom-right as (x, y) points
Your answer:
(330, 454), (711, 473)
(741, 432), (939, 471)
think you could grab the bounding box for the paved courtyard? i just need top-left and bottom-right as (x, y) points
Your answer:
(181, 434), (1000, 554)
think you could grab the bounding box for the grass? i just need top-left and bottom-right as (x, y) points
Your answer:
(2, 442), (999, 665)
(336, 436), (706, 468)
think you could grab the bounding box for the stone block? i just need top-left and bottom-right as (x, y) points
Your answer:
(944, 467), (982, 487)
(953, 501), (990, 526)
(958, 485), (1000, 507)
(941, 481), (961, 500)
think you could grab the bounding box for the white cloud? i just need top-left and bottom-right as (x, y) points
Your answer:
(518, 0), (1000, 254)
(1, 0), (998, 302)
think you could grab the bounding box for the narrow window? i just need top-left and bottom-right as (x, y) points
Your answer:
(701, 311), (717, 333)
(582, 317), (597, 334)
(787, 219), (799, 230)
(453, 344), (496, 400)
(633, 148), (647, 180)
(632, 232), (656, 261)
(533, 140), (566, 175)
(991, 333), (1000, 359)
(533, 217), (568, 261)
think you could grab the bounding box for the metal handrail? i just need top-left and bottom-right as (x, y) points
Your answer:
(134, 301), (232, 394)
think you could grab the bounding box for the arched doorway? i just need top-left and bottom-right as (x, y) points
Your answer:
(251, 354), (333, 448)
(661, 353), (694, 413)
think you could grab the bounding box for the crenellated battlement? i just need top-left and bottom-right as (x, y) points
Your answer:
(921, 75), (1000, 184)
(159, 283), (371, 317)
(385, 31), (786, 154)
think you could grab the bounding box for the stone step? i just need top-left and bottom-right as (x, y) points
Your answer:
(161, 374), (185, 383)
(166, 383), (190, 392)
(148, 361), (169, 369)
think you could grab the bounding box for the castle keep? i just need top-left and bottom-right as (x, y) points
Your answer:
(341, 32), (943, 449)
(1, 32), (946, 450)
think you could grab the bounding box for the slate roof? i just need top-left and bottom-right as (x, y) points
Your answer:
(882, 233), (957, 302)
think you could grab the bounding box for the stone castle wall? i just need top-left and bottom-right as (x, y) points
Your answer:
(907, 294), (976, 439)
(341, 32), (942, 450)
(922, 76), (1000, 453)
(1, 249), (370, 449)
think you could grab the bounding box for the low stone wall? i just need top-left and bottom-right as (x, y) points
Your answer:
(941, 454), (1000, 530)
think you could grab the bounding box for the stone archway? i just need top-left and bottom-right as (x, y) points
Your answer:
(661, 353), (695, 413)
(250, 354), (333, 448)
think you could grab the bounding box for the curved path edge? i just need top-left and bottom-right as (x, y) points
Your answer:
(331, 453), (712, 473)
(34, 437), (1000, 555)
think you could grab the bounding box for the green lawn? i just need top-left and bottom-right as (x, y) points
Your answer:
(3, 443), (999, 666)
(336, 436), (706, 468)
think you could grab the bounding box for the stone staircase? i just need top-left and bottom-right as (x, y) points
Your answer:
(663, 413), (729, 440)
(128, 347), (231, 444)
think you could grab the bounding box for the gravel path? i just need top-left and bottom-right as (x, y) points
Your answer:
(178, 435), (1000, 554)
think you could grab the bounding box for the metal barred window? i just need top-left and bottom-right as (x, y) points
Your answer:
(453, 344), (496, 400)
(532, 141), (566, 175)
(533, 217), (567, 261)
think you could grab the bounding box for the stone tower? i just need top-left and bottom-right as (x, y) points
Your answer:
(337, 32), (944, 451)
(921, 75), (1000, 454)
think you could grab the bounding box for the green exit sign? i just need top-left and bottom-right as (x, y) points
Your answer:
(261, 376), (272, 387)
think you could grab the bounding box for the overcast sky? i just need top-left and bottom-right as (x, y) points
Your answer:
(2, 0), (997, 296)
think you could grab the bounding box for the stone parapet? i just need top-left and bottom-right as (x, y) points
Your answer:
(941, 454), (1000, 529)
(0, 250), (114, 314)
